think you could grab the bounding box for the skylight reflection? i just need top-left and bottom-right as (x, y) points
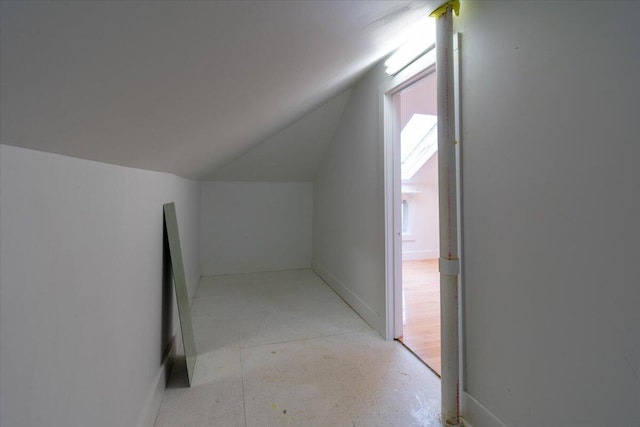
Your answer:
(401, 114), (437, 180)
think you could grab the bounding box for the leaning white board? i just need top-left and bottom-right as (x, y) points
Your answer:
(163, 202), (197, 386)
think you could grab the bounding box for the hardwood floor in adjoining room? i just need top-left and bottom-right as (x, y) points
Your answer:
(399, 259), (441, 376)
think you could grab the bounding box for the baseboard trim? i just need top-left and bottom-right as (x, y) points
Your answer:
(201, 264), (311, 277)
(402, 250), (439, 261)
(137, 341), (174, 427)
(312, 262), (384, 336)
(461, 391), (509, 427)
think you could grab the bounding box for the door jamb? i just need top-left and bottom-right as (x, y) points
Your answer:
(382, 36), (461, 344)
(383, 50), (438, 341)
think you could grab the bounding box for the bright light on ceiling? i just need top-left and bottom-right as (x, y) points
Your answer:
(384, 17), (436, 76)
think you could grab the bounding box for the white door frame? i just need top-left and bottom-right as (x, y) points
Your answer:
(383, 34), (462, 353)
(383, 49), (438, 341)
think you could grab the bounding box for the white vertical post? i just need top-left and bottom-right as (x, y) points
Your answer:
(432, 1), (460, 425)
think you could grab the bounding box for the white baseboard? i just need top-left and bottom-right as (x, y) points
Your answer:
(402, 250), (439, 261)
(461, 391), (509, 427)
(137, 343), (174, 427)
(312, 262), (384, 336)
(201, 263), (311, 277)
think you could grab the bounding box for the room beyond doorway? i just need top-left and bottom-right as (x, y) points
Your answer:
(392, 70), (441, 375)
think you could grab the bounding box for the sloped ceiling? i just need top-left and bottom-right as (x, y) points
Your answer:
(207, 89), (351, 182)
(0, 0), (439, 180)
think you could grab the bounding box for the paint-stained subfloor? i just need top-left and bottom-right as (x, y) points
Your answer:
(154, 269), (442, 427)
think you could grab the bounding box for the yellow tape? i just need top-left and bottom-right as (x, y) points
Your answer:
(429, 0), (460, 18)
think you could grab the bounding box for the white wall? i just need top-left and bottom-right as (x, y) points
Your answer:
(0, 145), (201, 427)
(457, 2), (640, 426)
(312, 61), (388, 335)
(311, 56), (440, 335)
(313, 1), (640, 425)
(200, 181), (313, 276)
(402, 154), (439, 260)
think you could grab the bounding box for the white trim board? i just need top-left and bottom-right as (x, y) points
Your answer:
(312, 262), (385, 336)
(461, 391), (510, 427)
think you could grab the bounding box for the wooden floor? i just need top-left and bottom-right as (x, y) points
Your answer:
(399, 259), (441, 376)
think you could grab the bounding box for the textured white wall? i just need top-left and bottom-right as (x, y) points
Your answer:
(0, 145), (200, 427)
(457, 2), (640, 426)
(200, 181), (313, 276)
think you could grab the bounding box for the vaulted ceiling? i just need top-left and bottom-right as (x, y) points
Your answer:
(1, 0), (439, 180)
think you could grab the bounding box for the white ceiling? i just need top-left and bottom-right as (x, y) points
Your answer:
(1, 0), (438, 180)
(208, 89), (351, 182)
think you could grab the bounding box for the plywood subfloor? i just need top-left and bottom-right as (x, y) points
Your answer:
(399, 259), (441, 376)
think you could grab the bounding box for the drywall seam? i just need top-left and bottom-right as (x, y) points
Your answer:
(461, 391), (509, 427)
(312, 262), (384, 336)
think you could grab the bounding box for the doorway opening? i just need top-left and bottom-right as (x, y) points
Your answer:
(392, 71), (441, 375)
(383, 19), (461, 424)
